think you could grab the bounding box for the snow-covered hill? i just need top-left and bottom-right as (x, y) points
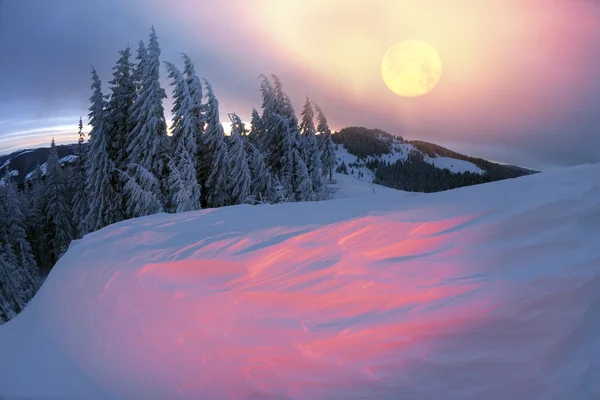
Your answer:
(0, 144), (78, 184)
(334, 140), (485, 183)
(1, 163), (599, 399)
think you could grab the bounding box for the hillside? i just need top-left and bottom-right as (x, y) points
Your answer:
(332, 127), (538, 192)
(0, 144), (79, 185)
(0, 163), (599, 399)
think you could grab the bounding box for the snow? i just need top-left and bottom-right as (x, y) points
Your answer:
(1, 164), (600, 399)
(0, 159), (10, 170)
(335, 141), (485, 181)
(60, 154), (79, 163)
(424, 155), (485, 174)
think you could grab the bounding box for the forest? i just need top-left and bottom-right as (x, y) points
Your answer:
(0, 27), (336, 324)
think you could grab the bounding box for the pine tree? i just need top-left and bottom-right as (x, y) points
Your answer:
(248, 108), (262, 148)
(27, 162), (51, 270)
(0, 244), (22, 322)
(165, 61), (197, 160)
(299, 98), (324, 199)
(119, 164), (164, 218)
(244, 140), (272, 204)
(181, 54), (205, 185)
(164, 61), (201, 212)
(201, 79), (229, 208)
(71, 117), (89, 238)
(167, 143), (201, 213)
(226, 114), (251, 205)
(315, 103), (336, 181)
(132, 41), (147, 93)
(108, 46), (136, 172)
(269, 175), (287, 204)
(45, 139), (74, 262)
(292, 148), (313, 201)
(127, 27), (169, 203)
(258, 75), (295, 199)
(0, 174), (39, 300)
(86, 68), (122, 232)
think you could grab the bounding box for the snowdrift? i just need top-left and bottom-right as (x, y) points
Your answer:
(1, 165), (600, 399)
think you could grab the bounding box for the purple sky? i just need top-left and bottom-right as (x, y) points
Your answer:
(1, 0), (600, 169)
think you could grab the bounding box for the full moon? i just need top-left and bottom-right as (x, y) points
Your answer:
(381, 40), (442, 98)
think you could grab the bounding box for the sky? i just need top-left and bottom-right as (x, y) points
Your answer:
(1, 0), (599, 169)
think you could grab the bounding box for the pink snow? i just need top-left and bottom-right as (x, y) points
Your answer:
(1, 165), (600, 399)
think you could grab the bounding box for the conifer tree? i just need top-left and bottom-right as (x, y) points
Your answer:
(258, 75), (295, 198)
(299, 98), (324, 198)
(119, 164), (164, 218)
(248, 108), (262, 148)
(71, 117), (89, 238)
(165, 61), (197, 159)
(27, 163), (51, 269)
(45, 139), (74, 261)
(167, 143), (201, 213)
(0, 174), (38, 299)
(181, 54), (205, 182)
(164, 61), (201, 212)
(127, 27), (169, 202)
(315, 103), (336, 181)
(201, 79), (229, 208)
(226, 114), (251, 205)
(0, 244), (22, 322)
(108, 46), (136, 172)
(269, 175), (287, 204)
(244, 140), (272, 204)
(86, 68), (122, 232)
(132, 41), (147, 93)
(292, 148), (313, 201)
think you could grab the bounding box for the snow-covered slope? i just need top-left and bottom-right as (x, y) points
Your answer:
(1, 164), (600, 399)
(334, 140), (484, 181)
(24, 154), (79, 181)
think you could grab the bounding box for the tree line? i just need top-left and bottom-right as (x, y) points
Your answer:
(0, 27), (336, 324)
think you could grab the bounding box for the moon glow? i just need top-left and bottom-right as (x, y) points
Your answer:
(381, 40), (442, 98)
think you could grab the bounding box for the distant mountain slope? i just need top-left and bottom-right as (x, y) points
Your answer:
(332, 127), (538, 193)
(0, 144), (79, 185)
(408, 140), (538, 180)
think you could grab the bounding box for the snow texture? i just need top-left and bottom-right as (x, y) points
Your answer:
(1, 164), (600, 399)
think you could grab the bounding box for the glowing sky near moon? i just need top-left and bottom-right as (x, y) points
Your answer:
(1, 0), (600, 168)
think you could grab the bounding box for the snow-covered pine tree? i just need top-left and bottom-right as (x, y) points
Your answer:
(269, 175), (287, 204)
(201, 79), (229, 208)
(167, 142), (201, 213)
(132, 40), (147, 94)
(226, 114), (252, 205)
(71, 117), (89, 238)
(258, 75), (295, 199)
(244, 140), (272, 204)
(165, 61), (197, 162)
(0, 243), (21, 322)
(108, 46), (136, 172)
(164, 61), (201, 212)
(127, 27), (169, 204)
(45, 139), (74, 262)
(181, 54), (205, 187)
(118, 164), (164, 218)
(86, 68), (122, 232)
(299, 98), (324, 199)
(0, 174), (38, 298)
(27, 162), (52, 270)
(248, 108), (263, 148)
(292, 148), (313, 202)
(315, 103), (336, 181)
